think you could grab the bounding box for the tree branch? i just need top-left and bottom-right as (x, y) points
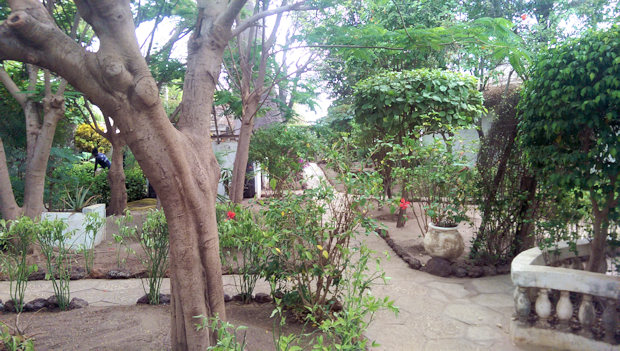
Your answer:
(0, 66), (27, 106)
(231, 1), (315, 38)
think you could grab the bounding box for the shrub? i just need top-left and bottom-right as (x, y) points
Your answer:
(118, 209), (169, 304)
(0, 218), (38, 312)
(469, 89), (539, 264)
(217, 203), (271, 303)
(249, 124), (318, 196)
(519, 25), (620, 272)
(49, 161), (146, 208)
(74, 123), (111, 154)
(37, 218), (72, 310)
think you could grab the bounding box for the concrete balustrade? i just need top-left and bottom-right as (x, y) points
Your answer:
(511, 240), (620, 351)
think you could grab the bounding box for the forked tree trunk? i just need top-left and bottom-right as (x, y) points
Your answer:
(1, 0), (308, 347)
(0, 94), (65, 220)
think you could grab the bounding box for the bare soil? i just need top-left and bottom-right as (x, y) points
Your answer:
(0, 302), (316, 350)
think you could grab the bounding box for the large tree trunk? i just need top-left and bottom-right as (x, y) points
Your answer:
(106, 138), (127, 215)
(1, 0), (305, 347)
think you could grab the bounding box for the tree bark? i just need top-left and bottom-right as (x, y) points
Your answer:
(229, 96), (259, 203)
(1, 0), (307, 347)
(106, 137), (127, 215)
(0, 138), (21, 220)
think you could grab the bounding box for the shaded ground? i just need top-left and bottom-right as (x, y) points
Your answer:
(0, 302), (316, 350)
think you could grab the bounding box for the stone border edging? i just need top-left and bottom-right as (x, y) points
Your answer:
(377, 229), (511, 278)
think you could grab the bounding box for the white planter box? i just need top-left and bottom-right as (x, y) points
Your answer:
(41, 204), (106, 249)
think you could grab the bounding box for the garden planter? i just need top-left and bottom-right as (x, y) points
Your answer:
(423, 223), (464, 260)
(41, 204), (106, 250)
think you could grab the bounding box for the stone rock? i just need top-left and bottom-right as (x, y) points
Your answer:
(137, 293), (170, 305)
(47, 295), (59, 308)
(467, 266), (484, 278)
(496, 264), (511, 275)
(482, 265), (497, 276)
(28, 269), (46, 281)
(107, 270), (132, 279)
(453, 266), (468, 278)
(89, 268), (107, 279)
(4, 299), (16, 313)
(423, 225), (465, 260)
(68, 297), (89, 310)
(224, 294), (232, 302)
(24, 298), (49, 312)
(159, 294), (171, 305)
(404, 256), (422, 270)
(70, 267), (87, 280)
(393, 246), (404, 257)
(254, 293), (272, 304)
(137, 295), (149, 304)
(423, 257), (452, 277)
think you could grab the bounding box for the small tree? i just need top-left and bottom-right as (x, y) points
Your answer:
(354, 69), (484, 223)
(519, 26), (620, 273)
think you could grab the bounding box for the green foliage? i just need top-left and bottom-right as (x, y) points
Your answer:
(519, 26), (620, 245)
(73, 123), (111, 154)
(385, 136), (472, 228)
(61, 185), (100, 211)
(113, 211), (136, 270)
(36, 218), (72, 310)
(0, 218), (38, 312)
(49, 161), (146, 209)
(118, 209), (169, 304)
(354, 69), (484, 137)
(124, 167), (147, 202)
(308, 246), (398, 350)
(81, 212), (104, 274)
(249, 124), (318, 196)
(196, 315), (247, 351)
(0, 322), (34, 351)
(217, 203), (271, 303)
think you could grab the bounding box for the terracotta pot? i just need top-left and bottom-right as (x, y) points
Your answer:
(423, 223), (464, 260)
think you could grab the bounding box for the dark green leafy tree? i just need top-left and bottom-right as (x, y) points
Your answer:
(353, 69), (484, 201)
(519, 26), (620, 273)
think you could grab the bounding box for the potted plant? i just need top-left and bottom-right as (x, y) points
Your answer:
(405, 139), (471, 260)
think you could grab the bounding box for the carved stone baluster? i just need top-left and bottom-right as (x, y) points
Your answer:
(601, 298), (618, 343)
(578, 294), (595, 331)
(535, 288), (552, 325)
(556, 291), (573, 326)
(514, 286), (531, 323)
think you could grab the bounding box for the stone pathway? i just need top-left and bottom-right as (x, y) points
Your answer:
(362, 231), (521, 350)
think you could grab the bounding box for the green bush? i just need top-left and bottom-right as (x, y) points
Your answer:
(519, 25), (620, 272)
(217, 203), (272, 303)
(49, 161), (146, 208)
(249, 124), (318, 196)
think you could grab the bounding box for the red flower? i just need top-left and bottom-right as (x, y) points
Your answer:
(399, 198), (411, 210)
(521, 14), (527, 20)
(227, 211), (236, 220)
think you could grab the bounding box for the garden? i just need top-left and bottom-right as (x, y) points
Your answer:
(0, 1), (618, 350)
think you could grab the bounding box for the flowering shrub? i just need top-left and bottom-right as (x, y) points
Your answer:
(217, 203), (272, 303)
